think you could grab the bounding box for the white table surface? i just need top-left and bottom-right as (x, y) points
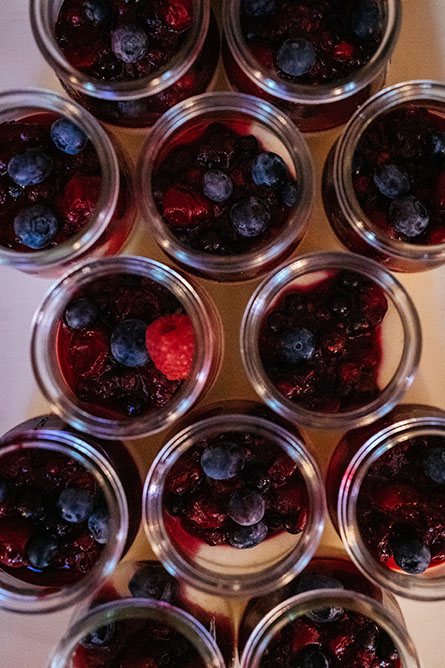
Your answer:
(0, 1), (445, 666)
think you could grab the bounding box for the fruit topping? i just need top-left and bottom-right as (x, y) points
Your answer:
(145, 313), (195, 381)
(111, 319), (150, 367)
(13, 204), (58, 249)
(65, 298), (99, 330)
(51, 118), (88, 155)
(8, 148), (53, 187)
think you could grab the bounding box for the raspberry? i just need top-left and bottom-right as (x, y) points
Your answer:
(145, 314), (195, 381)
(58, 174), (101, 231)
(162, 185), (211, 228)
(158, 0), (192, 32)
(333, 41), (354, 61)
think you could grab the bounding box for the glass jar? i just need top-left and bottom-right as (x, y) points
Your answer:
(223, 0), (401, 133)
(30, 0), (220, 128)
(322, 80), (445, 271)
(330, 406), (445, 601)
(48, 598), (227, 668)
(143, 400), (325, 598)
(137, 92), (314, 282)
(241, 251), (421, 430)
(0, 417), (134, 613)
(0, 89), (135, 277)
(31, 256), (223, 440)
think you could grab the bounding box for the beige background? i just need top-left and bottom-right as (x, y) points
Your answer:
(0, 1), (445, 665)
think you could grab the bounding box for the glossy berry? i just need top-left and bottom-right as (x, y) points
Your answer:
(230, 196), (270, 237)
(276, 39), (317, 77)
(242, 0), (276, 18)
(7, 148), (53, 187)
(129, 564), (176, 602)
(81, 623), (116, 648)
(228, 520), (268, 549)
(0, 478), (6, 503)
(251, 151), (287, 188)
(296, 573), (344, 623)
(389, 195), (430, 238)
(200, 442), (246, 480)
(65, 297), (98, 330)
(57, 487), (94, 523)
(373, 164), (410, 199)
(281, 181), (298, 207)
(145, 313), (195, 380)
(228, 489), (265, 526)
(14, 204), (58, 249)
(391, 535), (431, 574)
(280, 327), (316, 364)
(51, 118), (88, 155)
(202, 169), (233, 202)
(27, 534), (59, 569)
(88, 506), (110, 544)
(162, 185), (211, 228)
(351, 0), (382, 40)
(111, 319), (149, 367)
(82, 0), (111, 26)
(423, 446), (445, 484)
(111, 24), (149, 63)
(294, 646), (329, 668)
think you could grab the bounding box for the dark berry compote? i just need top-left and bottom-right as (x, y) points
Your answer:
(56, 272), (195, 419)
(164, 428), (308, 550)
(152, 121), (298, 256)
(259, 270), (387, 413)
(352, 105), (445, 245)
(0, 114), (101, 252)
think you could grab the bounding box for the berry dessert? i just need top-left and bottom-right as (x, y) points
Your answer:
(152, 121), (298, 256)
(56, 272), (195, 419)
(0, 114), (101, 252)
(164, 427), (308, 549)
(352, 105), (445, 245)
(258, 269), (387, 413)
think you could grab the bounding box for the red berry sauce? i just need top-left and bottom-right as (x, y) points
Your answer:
(357, 435), (445, 570)
(0, 113), (101, 252)
(259, 270), (387, 413)
(353, 105), (445, 245)
(164, 429), (308, 548)
(152, 121), (295, 255)
(56, 272), (191, 419)
(241, 0), (383, 86)
(0, 448), (105, 586)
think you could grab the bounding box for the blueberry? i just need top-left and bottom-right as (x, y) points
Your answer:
(296, 573), (344, 623)
(373, 164), (410, 199)
(391, 535), (431, 574)
(88, 506), (110, 544)
(351, 0), (382, 40)
(14, 204), (58, 249)
(228, 489), (265, 526)
(57, 487), (94, 523)
(0, 477), (7, 503)
(230, 196), (270, 237)
(27, 534), (59, 569)
(111, 24), (149, 63)
(389, 195), (430, 238)
(129, 564), (177, 602)
(202, 169), (233, 202)
(82, 0), (111, 26)
(423, 446), (445, 484)
(110, 319), (149, 367)
(431, 131), (445, 158)
(281, 180), (298, 207)
(242, 0), (276, 17)
(251, 151), (287, 188)
(65, 297), (98, 329)
(51, 118), (88, 155)
(294, 646), (329, 668)
(81, 623), (116, 649)
(280, 327), (316, 364)
(228, 521), (268, 549)
(8, 148), (53, 187)
(276, 39), (317, 77)
(200, 442), (246, 480)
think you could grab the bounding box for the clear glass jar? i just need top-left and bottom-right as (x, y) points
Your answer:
(31, 256), (223, 440)
(0, 419), (132, 614)
(241, 251), (421, 430)
(48, 597), (227, 668)
(143, 400), (325, 598)
(322, 80), (445, 271)
(137, 92), (314, 282)
(30, 0), (220, 128)
(0, 89), (136, 277)
(223, 0), (401, 133)
(331, 407), (445, 601)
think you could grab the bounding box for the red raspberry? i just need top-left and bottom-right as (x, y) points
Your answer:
(333, 41), (354, 61)
(145, 314), (195, 381)
(58, 174), (101, 231)
(158, 0), (192, 32)
(162, 185), (211, 228)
